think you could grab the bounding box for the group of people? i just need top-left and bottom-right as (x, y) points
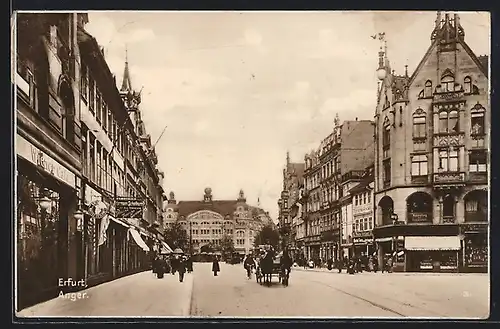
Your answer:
(242, 247), (293, 285)
(303, 254), (395, 274)
(152, 254), (194, 282)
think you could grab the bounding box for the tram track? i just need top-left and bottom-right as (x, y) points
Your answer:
(307, 277), (447, 318)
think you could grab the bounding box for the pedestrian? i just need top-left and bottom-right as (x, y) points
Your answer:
(178, 256), (187, 282)
(244, 253), (255, 279)
(327, 258), (333, 271)
(152, 255), (159, 275)
(156, 256), (167, 279)
(186, 255), (193, 273)
(212, 255), (220, 276)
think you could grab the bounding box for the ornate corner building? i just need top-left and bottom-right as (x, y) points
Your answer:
(14, 13), (167, 310)
(373, 13), (489, 273)
(163, 188), (272, 255)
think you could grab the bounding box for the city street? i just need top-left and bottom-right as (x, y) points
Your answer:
(17, 262), (489, 319)
(190, 263), (489, 318)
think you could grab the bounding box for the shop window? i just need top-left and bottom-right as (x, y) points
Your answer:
(17, 174), (65, 306)
(411, 155), (428, 177)
(464, 190), (488, 222)
(407, 192), (433, 223)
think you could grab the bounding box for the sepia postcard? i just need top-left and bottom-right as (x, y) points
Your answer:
(12, 10), (490, 319)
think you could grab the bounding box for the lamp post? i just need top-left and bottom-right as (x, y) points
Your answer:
(391, 212), (398, 255)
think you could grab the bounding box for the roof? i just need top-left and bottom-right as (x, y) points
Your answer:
(177, 200), (238, 218)
(176, 200), (270, 224)
(288, 162), (305, 183)
(349, 174), (374, 195)
(478, 55), (489, 73)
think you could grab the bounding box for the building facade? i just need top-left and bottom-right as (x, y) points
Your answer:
(164, 188), (271, 255)
(15, 13), (167, 310)
(302, 117), (374, 263)
(277, 152), (305, 251)
(372, 13), (489, 273)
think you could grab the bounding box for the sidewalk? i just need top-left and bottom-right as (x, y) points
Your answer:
(16, 270), (194, 317)
(293, 266), (488, 276)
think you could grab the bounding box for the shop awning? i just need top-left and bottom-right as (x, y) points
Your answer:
(110, 216), (130, 228)
(375, 237), (393, 242)
(405, 236), (461, 251)
(129, 228), (150, 252)
(161, 241), (173, 253)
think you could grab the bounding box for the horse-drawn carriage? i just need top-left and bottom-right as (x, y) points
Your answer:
(255, 248), (290, 286)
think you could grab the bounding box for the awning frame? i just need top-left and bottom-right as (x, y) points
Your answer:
(404, 236), (461, 251)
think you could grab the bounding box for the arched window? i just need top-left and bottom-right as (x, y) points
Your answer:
(407, 192), (433, 222)
(471, 105), (485, 135)
(382, 117), (391, 148)
(413, 110), (426, 138)
(443, 194), (455, 221)
(379, 196), (394, 226)
(425, 80), (432, 97)
(448, 110), (459, 132)
(464, 76), (472, 94)
(441, 75), (455, 92)
(439, 110), (459, 133)
(464, 190), (488, 222)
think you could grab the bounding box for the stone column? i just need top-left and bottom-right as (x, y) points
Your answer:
(377, 243), (384, 270)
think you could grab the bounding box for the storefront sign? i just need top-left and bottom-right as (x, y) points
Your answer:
(16, 134), (75, 188)
(460, 224), (488, 234)
(84, 185), (102, 205)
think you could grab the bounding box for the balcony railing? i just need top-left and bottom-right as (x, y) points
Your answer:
(342, 170), (365, 182)
(442, 216), (455, 224)
(465, 211), (487, 223)
(433, 90), (464, 103)
(411, 175), (428, 184)
(433, 172), (465, 184)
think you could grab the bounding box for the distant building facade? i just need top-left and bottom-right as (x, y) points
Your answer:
(164, 188), (271, 255)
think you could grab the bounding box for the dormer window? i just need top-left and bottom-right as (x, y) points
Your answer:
(441, 75), (455, 92)
(464, 76), (472, 94)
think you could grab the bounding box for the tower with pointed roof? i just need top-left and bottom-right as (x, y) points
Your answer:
(372, 12), (489, 273)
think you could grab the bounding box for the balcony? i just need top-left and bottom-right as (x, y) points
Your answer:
(433, 172), (465, 184)
(411, 175), (428, 184)
(469, 172), (487, 184)
(442, 216), (456, 224)
(432, 90), (465, 104)
(341, 170), (365, 183)
(465, 211), (487, 223)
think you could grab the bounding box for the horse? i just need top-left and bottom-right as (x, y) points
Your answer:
(259, 250), (275, 286)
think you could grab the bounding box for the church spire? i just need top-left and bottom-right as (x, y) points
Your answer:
(120, 46), (132, 92)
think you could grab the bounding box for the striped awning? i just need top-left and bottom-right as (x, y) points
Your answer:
(405, 236), (461, 251)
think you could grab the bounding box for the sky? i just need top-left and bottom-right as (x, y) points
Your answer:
(84, 11), (490, 220)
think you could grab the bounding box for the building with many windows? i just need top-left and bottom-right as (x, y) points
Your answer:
(14, 13), (167, 310)
(372, 13), (489, 272)
(302, 117), (374, 263)
(164, 188), (271, 255)
(277, 152), (305, 250)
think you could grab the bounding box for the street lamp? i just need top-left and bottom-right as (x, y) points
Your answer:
(39, 196), (52, 211)
(74, 209), (84, 232)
